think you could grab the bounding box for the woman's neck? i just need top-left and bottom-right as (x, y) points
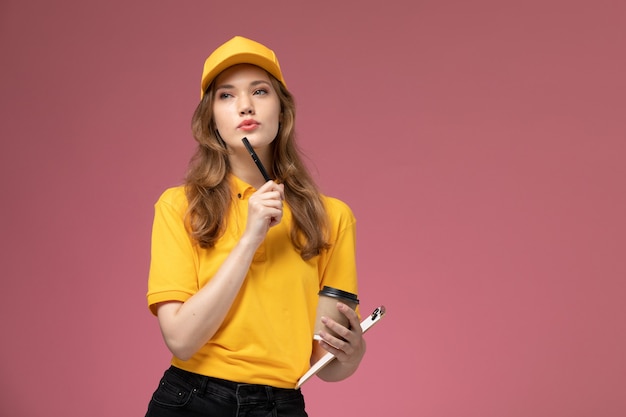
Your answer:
(230, 152), (272, 189)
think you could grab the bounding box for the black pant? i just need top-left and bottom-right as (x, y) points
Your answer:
(145, 366), (308, 417)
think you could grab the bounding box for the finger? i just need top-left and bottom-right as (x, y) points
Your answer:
(317, 331), (351, 358)
(262, 181), (285, 201)
(276, 182), (285, 200)
(320, 315), (353, 345)
(254, 191), (283, 208)
(268, 190), (284, 204)
(337, 303), (362, 336)
(247, 198), (281, 228)
(317, 338), (344, 358)
(268, 208), (283, 227)
(257, 180), (282, 195)
(257, 180), (275, 191)
(250, 191), (283, 212)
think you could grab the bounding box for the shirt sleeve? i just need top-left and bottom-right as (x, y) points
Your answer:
(318, 197), (360, 314)
(146, 188), (199, 315)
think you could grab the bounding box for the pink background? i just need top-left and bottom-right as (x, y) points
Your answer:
(1, 0), (625, 416)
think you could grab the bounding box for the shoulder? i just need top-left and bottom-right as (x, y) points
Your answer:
(155, 185), (188, 212)
(321, 195), (356, 225)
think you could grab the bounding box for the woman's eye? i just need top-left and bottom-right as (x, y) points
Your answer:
(253, 89), (268, 96)
(218, 92), (232, 99)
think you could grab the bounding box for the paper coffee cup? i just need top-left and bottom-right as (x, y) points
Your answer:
(313, 286), (359, 341)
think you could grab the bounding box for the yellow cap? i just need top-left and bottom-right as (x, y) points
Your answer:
(200, 36), (286, 98)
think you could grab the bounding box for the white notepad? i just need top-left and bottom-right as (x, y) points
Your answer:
(295, 305), (386, 388)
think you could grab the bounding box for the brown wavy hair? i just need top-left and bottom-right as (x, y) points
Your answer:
(185, 73), (330, 260)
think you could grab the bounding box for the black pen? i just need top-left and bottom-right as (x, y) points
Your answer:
(242, 137), (272, 182)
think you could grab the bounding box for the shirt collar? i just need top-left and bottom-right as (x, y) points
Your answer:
(230, 174), (257, 200)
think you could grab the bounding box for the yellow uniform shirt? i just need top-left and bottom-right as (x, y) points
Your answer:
(147, 175), (358, 388)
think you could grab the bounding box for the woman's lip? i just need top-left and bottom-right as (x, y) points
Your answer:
(238, 123), (259, 131)
(238, 119), (259, 127)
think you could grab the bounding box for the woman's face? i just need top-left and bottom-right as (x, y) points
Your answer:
(212, 64), (281, 153)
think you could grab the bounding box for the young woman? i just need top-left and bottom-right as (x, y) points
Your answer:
(145, 36), (365, 416)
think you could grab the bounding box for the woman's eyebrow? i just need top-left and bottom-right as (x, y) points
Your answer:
(250, 80), (271, 87)
(215, 83), (234, 90)
(215, 80), (271, 90)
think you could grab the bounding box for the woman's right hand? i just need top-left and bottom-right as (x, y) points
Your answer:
(244, 180), (285, 246)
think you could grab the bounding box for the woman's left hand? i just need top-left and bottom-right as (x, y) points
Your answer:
(317, 302), (366, 367)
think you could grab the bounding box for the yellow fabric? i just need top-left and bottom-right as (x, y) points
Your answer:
(147, 175), (358, 388)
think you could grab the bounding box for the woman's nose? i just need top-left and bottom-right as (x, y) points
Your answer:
(239, 98), (254, 115)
